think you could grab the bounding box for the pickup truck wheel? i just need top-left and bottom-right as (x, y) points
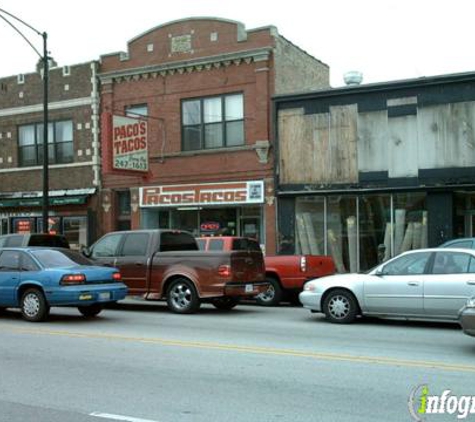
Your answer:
(167, 278), (201, 314)
(322, 289), (358, 324)
(78, 304), (102, 318)
(255, 277), (283, 306)
(20, 288), (50, 322)
(211, 297), (240, 310)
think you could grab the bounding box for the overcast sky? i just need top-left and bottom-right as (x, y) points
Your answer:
(1, 0), (474, 87)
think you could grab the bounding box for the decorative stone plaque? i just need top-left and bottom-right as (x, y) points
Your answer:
(171, 34), (192, 53)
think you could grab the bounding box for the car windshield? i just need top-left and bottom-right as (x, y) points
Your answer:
(32, 249), (93, 268)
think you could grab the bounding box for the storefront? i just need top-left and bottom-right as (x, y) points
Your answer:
(278, 189), (475, 273)
(0, 189), (97, 250)
(140, 181), (265, 245)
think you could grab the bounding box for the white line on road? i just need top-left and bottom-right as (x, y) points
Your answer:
(90, 412), (160, 422)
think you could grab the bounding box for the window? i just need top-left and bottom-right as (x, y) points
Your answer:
(160, 232), (199, 252)
(232, 238), (261, 252)
(116, 190), (131, 231)
(209, 239), (224, 251)
(32, 249), (93, 268)
(121, 233), (149, 256)
(126, 104), (148, 118)
(0, 251), (21, 270)
(382, 252), (432, 275)
(182, 93), (244, 151)
(4, 235), (24, 247)
(18, 120), (73, 166)
(63, 217), (87, 251)
(91, 234), (123, 258)
(21, 254), (40, 272)
(432, 252), (470, 274)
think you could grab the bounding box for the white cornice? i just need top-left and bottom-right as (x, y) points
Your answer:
(0, 97), (92, 118)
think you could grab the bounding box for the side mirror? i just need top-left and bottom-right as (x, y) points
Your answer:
(81, 246), (92, 257)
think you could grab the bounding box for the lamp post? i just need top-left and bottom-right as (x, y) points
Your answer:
(0, 9), (50, 233)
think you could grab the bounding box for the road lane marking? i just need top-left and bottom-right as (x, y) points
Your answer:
(1, 325), (475, 374)
(90, 412), (160, 422)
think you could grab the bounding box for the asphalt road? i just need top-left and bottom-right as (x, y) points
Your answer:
(0, 299), (474, 422)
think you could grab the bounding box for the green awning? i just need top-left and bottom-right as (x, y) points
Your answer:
(0, 195), (88, 208)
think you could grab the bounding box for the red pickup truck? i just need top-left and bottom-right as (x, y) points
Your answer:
(84, 230), (267, 313)
(196, 236), (336, 306)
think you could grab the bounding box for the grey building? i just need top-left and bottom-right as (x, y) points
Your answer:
(274, 72), (475, 271)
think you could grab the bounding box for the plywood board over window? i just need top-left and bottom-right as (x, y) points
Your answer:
(278, 105), (358, 184)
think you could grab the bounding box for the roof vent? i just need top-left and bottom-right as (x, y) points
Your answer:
(343, 71), (363, 86)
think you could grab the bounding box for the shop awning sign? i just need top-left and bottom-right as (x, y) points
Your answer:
(140, 181), (264, 207)
(112, 115), (148, 172)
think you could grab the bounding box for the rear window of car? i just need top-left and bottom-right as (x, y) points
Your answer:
(160, 232), (198, 252)
(232, 238), (261, 252)
(28, 234), (70, 248)
(209, 239), (224, 251)
(32, 249), (92, 268)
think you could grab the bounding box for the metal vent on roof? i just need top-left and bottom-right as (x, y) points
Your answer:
(343, 71), (363, 86)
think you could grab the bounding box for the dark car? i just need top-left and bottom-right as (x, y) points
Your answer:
(0, 233), (70, 249)
(459, 297), (475, 337)
(439, 238), (475, 249)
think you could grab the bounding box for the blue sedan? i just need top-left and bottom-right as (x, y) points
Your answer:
(0, 247), (128, 322)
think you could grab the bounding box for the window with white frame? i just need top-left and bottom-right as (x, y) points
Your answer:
(18, 120), (73, 166)
(182, 93), (244, 151)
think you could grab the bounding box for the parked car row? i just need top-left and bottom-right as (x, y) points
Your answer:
(0, 232), (474, 340)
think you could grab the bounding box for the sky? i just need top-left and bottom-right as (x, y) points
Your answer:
(1, 0), (475, 87)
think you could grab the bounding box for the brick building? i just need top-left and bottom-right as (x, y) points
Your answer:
(98, 17), (329, 254)
(0, 62), (100, 249)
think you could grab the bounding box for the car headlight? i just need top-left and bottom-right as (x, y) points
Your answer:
(303, 282), (316, 292)
(466, 297), (475, 308)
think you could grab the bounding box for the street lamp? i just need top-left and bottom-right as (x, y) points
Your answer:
(0, 8), (50, 233)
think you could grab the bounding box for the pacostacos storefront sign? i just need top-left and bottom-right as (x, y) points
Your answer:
(140, 181), (264, 207)
(112, 115), (148, 172)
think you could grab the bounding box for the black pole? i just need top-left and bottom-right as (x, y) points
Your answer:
(42, 31), (49, 233)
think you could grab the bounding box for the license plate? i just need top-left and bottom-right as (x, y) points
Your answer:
(245, 284), (253, 293)
(99, 292), (111, 300)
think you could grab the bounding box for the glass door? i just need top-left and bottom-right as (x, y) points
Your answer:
(0, 218), (8, 235)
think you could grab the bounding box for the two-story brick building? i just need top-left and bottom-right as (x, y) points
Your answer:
(274, 71), (475, 271)
(0, 61), (100, 249)
(97, 17), (329, 254)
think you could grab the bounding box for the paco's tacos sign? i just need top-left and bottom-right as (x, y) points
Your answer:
(112, 115), (148, 172)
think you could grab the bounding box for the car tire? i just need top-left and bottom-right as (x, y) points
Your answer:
(322, 289), (358, 324)
(166, 278), (201, 314)
(20, 288), (50, 322)
(78, 304), (103, 318)
(211, 297), (240, 310)
(255, 277), (283, 306)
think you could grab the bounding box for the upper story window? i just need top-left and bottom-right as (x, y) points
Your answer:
(126, 104), (148, 118)
(182, 93), (244, 151)
(18, 120), (73, 167)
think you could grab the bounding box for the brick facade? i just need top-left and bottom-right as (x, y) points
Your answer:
(98, 18), (329, 254)
(0, 61), (100, 247)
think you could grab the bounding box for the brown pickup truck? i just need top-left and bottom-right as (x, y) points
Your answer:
(196, 236), (336, 306)
(84, 230), (267, 313)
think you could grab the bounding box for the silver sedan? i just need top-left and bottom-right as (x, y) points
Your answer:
(299, 248), (475, 324)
